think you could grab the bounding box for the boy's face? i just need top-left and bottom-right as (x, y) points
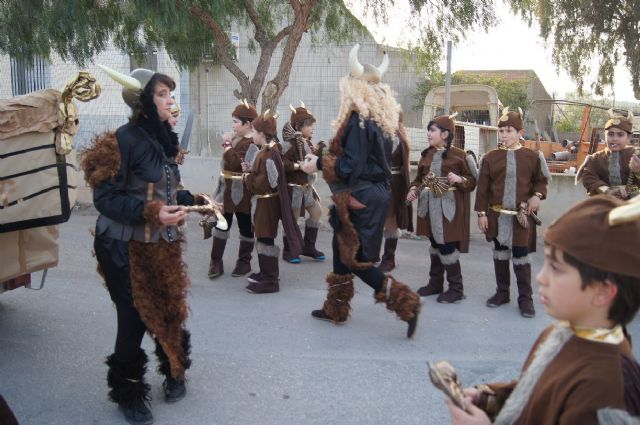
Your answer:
(300, 123), (314, 139)
(252, 129), (266, 145)
(537, 246), (602, 326)
(499, 126), (523, 148)
(427, 124), (447, 148)
(233, 117), (252, 137)
(605, 128), (631, 152)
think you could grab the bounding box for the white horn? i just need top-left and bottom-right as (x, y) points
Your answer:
(98, 64), (141, 91)
(377, 51), (389, 76)
(628, 110), (634, 121)
(518, 107), (523, 116)
(263, 109), (270, 119)
(289, 104), (297, 113)
(243, 99), (250, 108)
(607, 108), (615, 118)
(300, 101), (305, 108)
(349, 44), (364, 78)
(273, 111), (279, 119)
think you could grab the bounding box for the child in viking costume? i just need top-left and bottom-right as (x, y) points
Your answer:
(378, 112), (414, 273)
(302, 44), (421, 338)
(406, 114), (477, 303)
(81, 66), (200, 424)
(447, 195), (640, 424)
(208, 100), (258, 279)
(475, 108), (550, 318)
(243, 111), (304, 294)
(577, 110), (640, 200)
(279, 102), (326, 263)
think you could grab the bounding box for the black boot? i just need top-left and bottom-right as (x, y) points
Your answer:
(231, 236), (254, 277)
(487, 250), (511, 308)
(378, 230), (399, 273)
(301, 220), (326, 260)
(437, 251), (465, 304)
(154, 329), (191, 403)
(208, 230), (228, 279)
(417, 246), (444, 296)
(106, 350), (153, 425)
(514, 258), (535, 318)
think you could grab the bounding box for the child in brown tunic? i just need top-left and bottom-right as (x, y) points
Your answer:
(447, 195), (640, 424)
(406, 114), (477, 303)
(208, 101), (257, 279)
(475, 108), (550, 318)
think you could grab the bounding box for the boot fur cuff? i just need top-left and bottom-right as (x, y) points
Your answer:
(214, 228), (230, 240)
(239, 234), (254, 242)
(429, 245), (440, 256)
(512, 255), (531, 266)
(305, 218), (321, 228)
(493, 248), (512, 261)
(383, 228), (401, 239)
(439, 250), (460, 265)
(143, 200), (165, 228)
(256, 241), (280, 257)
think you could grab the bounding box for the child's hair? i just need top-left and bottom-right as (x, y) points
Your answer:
(550, 245), (640, 325)
(427, 120), (454, 158)
(233, 115), (254, 125)
(293, 117), (316, 132)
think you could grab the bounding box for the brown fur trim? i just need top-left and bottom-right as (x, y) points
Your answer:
(143, 200), (164, 228)
(322, 272), (355, 323)
(129, 240), (190, 379)
(374, 276), (388, 304)
(332, 191), (372, 270)
(322, 154), (341, 184)
(384, 275), (420, 322)
(79, 131), (121, 189)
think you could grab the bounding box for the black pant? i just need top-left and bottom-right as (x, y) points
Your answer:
(94, 234), (146, 364)
(429, 237), (459, 255)
(332, 235), (384, 292)
(223, 211), (254, 238)
(493, 239), (528, 259)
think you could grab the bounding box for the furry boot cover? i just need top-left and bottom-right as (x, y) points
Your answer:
(374, 275), (421, 337)
(129, 239), (190, 379)
(154, 328), (192, 378)
(332, 191), (372, 270)
(321, 273), (355, 323)
(105, 350), (151, 404)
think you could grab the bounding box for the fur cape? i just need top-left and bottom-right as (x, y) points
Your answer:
(80, 131), (120, 189)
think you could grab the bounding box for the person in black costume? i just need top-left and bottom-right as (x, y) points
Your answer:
(81, 66), (203, 424)
(302, 44), (421, 338)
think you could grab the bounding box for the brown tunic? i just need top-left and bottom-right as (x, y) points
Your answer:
(578, 146), (637, 196)
(244, 146), (280, 239)
(388, 129), (413, 230)
(475, 146), (548, 250)
(485, 325), (636, 425)
(411, 146), (476, 252)
(222, 136), (254, 214)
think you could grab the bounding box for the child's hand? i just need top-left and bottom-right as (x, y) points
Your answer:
(302, 154), (318, 173)
(222, 132), (233, 148)
(477, 216), (488, 233)
(406, 190), (418, 203)
(447, 396), (491, 425)
(241, 161), (250, 172)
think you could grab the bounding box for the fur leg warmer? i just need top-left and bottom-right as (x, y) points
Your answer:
(105, 350), (151, 404)
(375, 275), (421, 322)
(129, 239), (190, 379)
(322, 273), (355, 323)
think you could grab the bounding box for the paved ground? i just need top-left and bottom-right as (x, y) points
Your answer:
(1, 208), (639, 425)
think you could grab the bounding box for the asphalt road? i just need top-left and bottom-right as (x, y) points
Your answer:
(2, 208), (639, 425)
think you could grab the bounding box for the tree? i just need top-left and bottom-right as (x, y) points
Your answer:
(510, 0), (640, 100)
(0, 0), (498, 111)
(412, 71), (530, 112)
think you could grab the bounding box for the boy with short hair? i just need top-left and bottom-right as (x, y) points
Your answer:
(475, 107), (550, 318)
(447, 195), (640, 424)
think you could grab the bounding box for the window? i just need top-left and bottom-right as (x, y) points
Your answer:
(10, 56), (51, 96)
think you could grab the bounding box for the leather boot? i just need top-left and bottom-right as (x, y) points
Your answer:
(246, 243), (280, 294)
(437, 251), (464, 304)
(282, 236), (301, 264)
(106, 350), (153, 425)
(208, 229), (228, 279)
(487, 250), (511, 308)
(374, 275), (421, 338)
(301, 220), (326, 260)
(311, 272), (355, 323)
(417, 246), (444, 296)
(378, 233), (399, 273)
(231, 236), (254, 277)
(154, 329), (191, 403)
(514, 258), (535, 318)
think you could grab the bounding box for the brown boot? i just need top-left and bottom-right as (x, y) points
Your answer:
(437, 251), (465, 304)
(374, 275), (421, 338)
(514, 257), (535, 318)
(486, 250), (511, 308)
(246, 243), (280, 294)
(301, 220), (326, 260)
(378, 230), (400, 273)
(208, 229), (228, 279)
(231, 236), (254, 277)
(282, 236), (301, 264)
(417, 246), (444, 296)
(311, 273), (355, 323)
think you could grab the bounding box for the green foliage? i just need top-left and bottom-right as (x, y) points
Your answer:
(510, 0), (640, 100)
(412, 71), (530, 112)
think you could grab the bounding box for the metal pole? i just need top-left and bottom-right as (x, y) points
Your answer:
(444, 41), (452, 115)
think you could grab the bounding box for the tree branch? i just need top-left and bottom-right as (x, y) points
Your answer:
(243, 0), (268, 44)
